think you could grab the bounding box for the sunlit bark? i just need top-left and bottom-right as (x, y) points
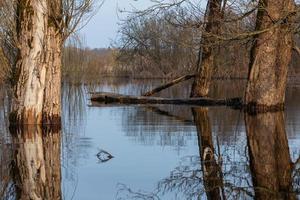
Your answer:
(10, 125), (62, 200)
(10, 0), (63, 125)
(190, 0), (223, 97)
(245, 0), (295, 112)
(11, 0), (48, 124)
(42, 0), (63, 125)
(245, 112), (295, 199)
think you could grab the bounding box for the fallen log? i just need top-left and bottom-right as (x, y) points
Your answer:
(142, 74), (195, 96)
(90, 92), (242, 107)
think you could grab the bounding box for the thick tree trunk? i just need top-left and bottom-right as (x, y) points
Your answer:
(192, 108), (224, 200)
(42, 1), (63, 125)
(10, 125), (62, 200)
(245, 112), (295, 199)
(10, 0), (62, 125)
(244, 0), (295, 112)
(190, 0), (222, 97)
(10, 0), (48, 124)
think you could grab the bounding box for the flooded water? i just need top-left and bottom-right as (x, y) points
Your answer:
(1, 78), (300, 199)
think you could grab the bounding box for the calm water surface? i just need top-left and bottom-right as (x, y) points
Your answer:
(1, 78), (300, 199)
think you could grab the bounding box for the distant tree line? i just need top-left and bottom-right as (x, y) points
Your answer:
(63, 42), (116, 84)
(2, 0), (300, 83)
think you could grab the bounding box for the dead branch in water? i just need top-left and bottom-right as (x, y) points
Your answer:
(142, 74), (195, 96)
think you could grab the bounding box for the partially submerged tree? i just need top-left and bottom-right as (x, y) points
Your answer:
(9, 0), (52, 125)
(244, 0), (296, 112)
(9, 0), (98, 125)
(190, 0), (223, 97)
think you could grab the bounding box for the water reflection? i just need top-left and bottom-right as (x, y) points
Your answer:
(121, 105), (195, 149)
(62, 82), (87, 125)
(1, 79), (300, 199)
(115, 107), (247, 199)
(9, 126), (61, 200)
(192, 107), (224, 200)
(245, 112), (296, 199)
(116, 108), (300, 200)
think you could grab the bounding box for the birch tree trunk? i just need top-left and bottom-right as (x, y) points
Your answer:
(244, 0), (295, 112)
(190, 0), (222, 97)
(10, 0), (63, 125)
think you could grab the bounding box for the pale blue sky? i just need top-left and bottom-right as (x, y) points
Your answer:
(80, 0), (154, 48)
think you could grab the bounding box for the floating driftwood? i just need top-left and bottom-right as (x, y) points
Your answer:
(90, 92), (242, 107)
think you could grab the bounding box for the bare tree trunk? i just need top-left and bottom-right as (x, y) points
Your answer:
(10, 0), (62, 125)
(10, 0), (48, 124)
(42, 0), (63, 125)
(190, 0), (223, 97)
(245, 112), (296, 200)
(10, 125), (62, 200)
(244, 0), (295, 112)
(192, 107), (224, 200)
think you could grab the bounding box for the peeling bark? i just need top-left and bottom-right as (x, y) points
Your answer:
(11, 0), (48, 124)
(244, 0), (295, 112)
(42, 0), (63, 125)
(11, 0), (63, 125)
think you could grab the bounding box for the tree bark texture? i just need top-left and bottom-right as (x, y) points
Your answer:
(10, 125), (62, 200)
(10, 0), (62, 125)
(245, 112), (295, 200)
(190, 0), (222, 97)
(42, 0), (63, 125)
(244, 0), (295, 112)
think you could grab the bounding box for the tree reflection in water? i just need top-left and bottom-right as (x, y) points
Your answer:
(9, 125), (62, 200)
(192, 107), (224, 200)
(245, 112), (297, 200)
(116, 107), (300, 200)
(1, 80), (300, 199)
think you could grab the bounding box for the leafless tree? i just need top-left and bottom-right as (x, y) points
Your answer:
(4, 0), (102, 125)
